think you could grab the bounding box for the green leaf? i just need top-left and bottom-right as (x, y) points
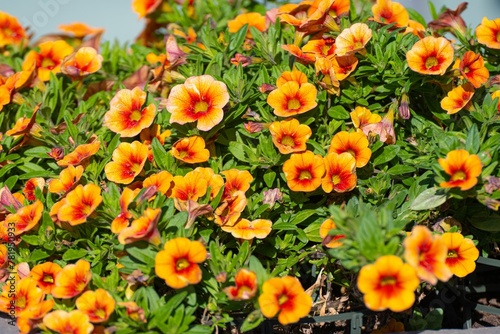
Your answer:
(410, 188), (448, 211)
(62, 249), (88, 261)
(387, 165), (416, 175)
(151, 137), (171, 171)
(290, 209), (317, 225)
(228, 142), (248, 162)
(465, 123), (480, 154)
(240, 310), (264, 332)
(229, 24), (248, 51)
(30, 249), (50, 262)
(327, 105), (350, 119)
(263, 170), (276, 188)
(373, 145), (400, 166)
(303, 221), (323, 242)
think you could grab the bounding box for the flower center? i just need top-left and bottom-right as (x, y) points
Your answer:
(16, 295), (26, 309)
(497, 31), (500, 42)
(130, 110), (142, 122)
(95, 308), (107, 319)
(331, 174), (341, 185)
(463, 67), (470, 74)
(42, 274), (54, 283)
(41, 57), (56, 70)
(299, 170), (312, 180)
(194, 101), (209, 113)
(447, 249), (458, 258)
(425, 56), (438, 69)
(278, 294), (289, 306)
(280, 135), (295, 147)
(287, 98), (301, 110)
(178, 150), (189, 159)
(176, 258), (190, 271)
(451, 171), (467, 181)
(346, 149), (356, 158)
(380, 276), (396, 286)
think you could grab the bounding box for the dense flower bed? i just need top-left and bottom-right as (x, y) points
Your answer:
(0, 0), (499, 333)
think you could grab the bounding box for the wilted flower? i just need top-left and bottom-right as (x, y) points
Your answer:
(428, 2), (468, 37)
(263, 188), (283, 206)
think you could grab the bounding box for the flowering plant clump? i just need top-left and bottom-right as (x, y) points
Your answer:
(1, 0), (500, 332)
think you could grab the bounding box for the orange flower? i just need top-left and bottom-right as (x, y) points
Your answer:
(58, 22), (102, 37)
(357, 255), (419, 312)
(167, 75), (229, 131)
(193, 167), (224, 200)
(319, 218), (345, 248)
(0, 277), (45, 318)
(132, 0), (162, 18)
(4, 200), (43, 235)
(0, 244), (7, 268)
(281, 44), (317, 64)
(17, 298), (55, 334)
(57, 184), (102, 225)
(441, 232), (479, 278)
(104, 87), (156, 138)
(30, 262), (62, 294)
(43, 310), (94, 334)
(267, 81), (317, 117)
(0, 11), (27, 47)
(214, 191), (247, 227)
(23, 178), (45, 201)
(105, 141), (149, 184)
(404, 226), (452, 285)
(406, 36), (454, 76)
(221, 218), (272, 240)
(48, 165), (84, 194)
(76, 289), (115, 323)
(269, 118), (312, 154)
(476, 17), (500, 49)
(111, 187), (140, 233)
(405, 19), (426, 38)
(155, 237), (207, 289)
(438, 149), (482, 191)
(331, 55), (358, 81)
(228, 12), (266, 39)
(371, 0), (409, 27)
(221, 169), (253, 197)
(440, 83), (475, 114)
(118, 207), (161, 246)
(329, 0), (350, 17)
(335, 23), (372, 56)
(5, 108), (40, 137)
(143, 170), (174, 196)
(224, 269), (258, 301)
(258, 276), (312, 325)
(0, 86), (9, 111)
(276, 69), (309, 88)
(328, 131), (372, 168)
(52, 259), (92, 299)
(171, 136), (210, 164)
(322, 152), (357, 193)
(170, 170), (208, 203)
(57, 140), (100, 167)
(459, 51), (489, 88)
(22, 40), (74, 82)
(283, 150), (325, 192)
(350, 106), (382, 131)
(302, 39), (336, 58)
(61, 47), (103, 78)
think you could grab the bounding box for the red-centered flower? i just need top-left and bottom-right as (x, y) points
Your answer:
(267, 81), (317, 117)
(75, 289), (115, 323)
(170, 170), (208, 203)
(283, 150), (325, 192)
(23, 178), (45, 201)
(357, 255), (419, 312)
(221, 169), (253, 197)
(104, 87), (156, 138)
(335, 23), (372, 56)
(111, 187), (140, 233)
(404, 225), (452, 285)
(328, 131), (372, 168)
(57, 184), (102, 226)
(269, 118), (312, 154)
(143, 170), (174, 196)
(48, 165), (84, 195)
(22, 40), (74, 82)
(61, 47), (103, 79)
(371, 0), (409, 27)
(155, 237), (207, 289)
(57, 140), (100, 167)
(302, 39), (336, 58)
(440, 83), (475, 114)
(476, 17), (500, 49)
(166, 75), (229, 131)
(0, 11), (27, 47)
(406, 36), (454, 75)
(43, 310), (94, 334)
(221, 218), (272, 240)
(322, 152), (357, 193)
(4, 200), (43, 235)
(224, 269), (258, 301)
(441, 232), (479, 278)
(214, 191), (247, 227)
(438, 149), (482, 191)
(459, 51), (489, 88)
(319, 218), (345, 248)
(118, 208), (161, 246)
(105, 141), (149, 184)
(51, 259), (92, 299)
(30, 262), (62, 295)
(132, 0), (162, 18)
(331, 55), (358, 81)
(258, 276), (312, 325)
(171, 136), (210, 164)
(0, 277), (44, 318)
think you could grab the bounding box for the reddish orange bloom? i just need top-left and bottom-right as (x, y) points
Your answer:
(0, 86), (9, 111)
(222, 218), (272, 240)
(61, 47), (103, 79)
(283, 150), (325, 192)
(221, 169), (253, 197)
(22, 40), (74, 82)
(48, 165), (84, 194)
(267, 81), (317, 117)
(171, 136), (210, 164)
(0, 277), (45, 318)
(335, 23), (372, 56)
(441, 232), (479, 278)
(281, 45), (317, 64)
(76, 289), (115, 323)
(132, 0), (162, 18)
(143, 170), (174, 196)
(224, 269), (258, 301)
(319, 218), (345, 248)
(440, 83), (475, 114)
(328, 131), (372, 168)
(371, 0), (409, 27)
(105, 141), (149, 184)
(258, 276), (312, 325)
(57, 184), (102, 225)
(0, 11), (26, 47)
(111, 187), (140, 233)
(476, 17), (500, 49)
(322, 152), (357, 193)
(302, 39), (336, 58)
(404, 226), (452, 285)
(406, 36), (454, 75)
(155, 237), (207, 289)
(118, 207), (161, 246)
(4, 200), (43, 235)
(459, 51), (489, 88)
(276, 69), (309, 88)
(17, 298), (54, 334)
(331, 55), (358, 81)
(52, 259), (92, 299)
(438, 149), (482, 191)
(104, 87), (156, 138)
(0, 244), (7, 268)
(228, 12), (266, 39)
(23, 178), (45, 201)
(170, 170), (208, 203)
(58, 22), (102, 37)
(30, 262), (62, 295)
(5, 108), (40, 137)
(329, 0), (350, 17)
(167, 75), (229, 131)
(43, 310), (94, 334)
(214, 191), (247, 227)
(194, 167), (224, 200)
(350, 106), (382, 131)
(357, 255), (419, 312)
(269, 118), (312, 154)
(57, 140), (100, 167)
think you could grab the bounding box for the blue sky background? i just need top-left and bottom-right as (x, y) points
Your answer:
(1, 0), (500, 44)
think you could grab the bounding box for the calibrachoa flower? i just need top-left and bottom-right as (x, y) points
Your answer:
(193, 167), (224, 199)
(267, 81), (317, 117)
(224, 269), (258, 301)
(221, 218), (272, 240)
(57, 140), (101, 167)
(276, 69), (308, 87)
(0, 11), (27, 47)
(0, 277), (45, 318)
(22, 178), (45, 201)
(269, 118), (312, 154)
(43, 310), (94, 334)
(30, 262), (62, 294)
(111, 187), (141, 233)
(476, 17), (500, 49)
(357, 255), (419, 312)
(335, 23), (372, 56)
(258, 276), (312, 325)
(22, 40), (74, 82)
(0, 244), (7, 268)
(171, 136), (210, 164)
(406, 36), (454, 75)
(48, 165), (84, 194)
(104, 87), (156, 138)
(459, 51), (490, 88)
(118, 301), (146, 323)
(319, 218), (345, 248)
(214, 191), (247, 227)
(132, 0), (162, 18)
(328, 131), (372, 168)
(221, 169), (253, 197)
(57, 184), (102, 225)
(228, 12), (266, 39)
(170, 169), (208, 204)
(322, 152), (357, 193)
(283, 150), (325, 192)
(4, 200), (43, 235)
(441, 232), (479, 277)
(155, 237), (207, 289)
(166, 75), (229, 131)
(142, 170), (174, 196)
(51, 259), (92, 299)
(371, 0), (409, 27)
(438, 149), (482, 191)
(404, 226), (452, 285)
(118, 207), (161, 246)
(350, 106), (382, 131)
(331, 55), (359, 81)
(75, 289), (115, 323)
(440, 83), (475, 114)
(105, 141), (149, 184)
(58, 22), (102, 37)
(61, 47), (103, 79)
